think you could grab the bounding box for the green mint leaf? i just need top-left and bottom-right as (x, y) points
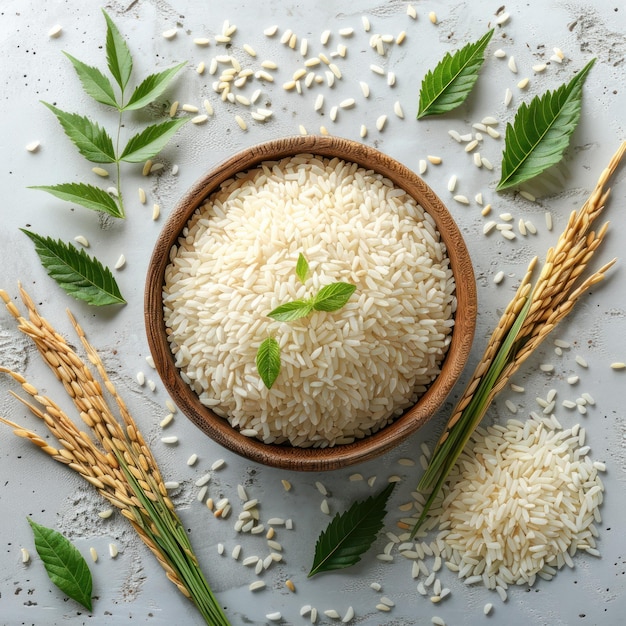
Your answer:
(256, 336), (281, 389)
(30, 183), (124, 219)
(267, 300), (314, 322)
(102, 9), (133, 91)
(119, 118), (188, 163)
(312, 282), (356, 312)
(295, 253), (310, 284)
(41, 102), (116, 164)
(123, 63), (187, 111)
(63, 52), (119, 109)
(417, 29), (494, 119)
(497, 58), (596, 190)
(21, 229), (126, 306)
(308, 482), (395, 577)
(27, 518), (93, 611)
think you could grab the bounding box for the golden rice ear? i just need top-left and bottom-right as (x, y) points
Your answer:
(415, 141), (626, 535)
(0, 288), (229, 623)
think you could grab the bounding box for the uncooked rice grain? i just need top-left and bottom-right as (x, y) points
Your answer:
(163, 155), (456, 447)
(429, 416), (605, 590)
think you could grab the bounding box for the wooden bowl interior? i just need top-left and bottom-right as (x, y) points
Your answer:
(145, 136), (477, 471)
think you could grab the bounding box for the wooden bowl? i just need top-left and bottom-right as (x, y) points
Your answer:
(145, 136), (477, 471)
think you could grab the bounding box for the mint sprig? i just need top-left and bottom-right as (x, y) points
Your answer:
(311, 282), (356, 312)
(256, 254), (356, 389)
(256, 337), (281, 389)
(295, 252), (310, 284)
(267, 300), (314, 322)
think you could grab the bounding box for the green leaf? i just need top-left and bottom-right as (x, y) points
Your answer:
(30, 183), (124, 219)
(295, 253), (310, 284)
(123, 63), (186, 111)
(256, 336), (281, 389)
(417, 29), (494, 119)
(27, 518), (93, 611)
(102, 9), (133, 91)
(267, 299), (313, 322)
(308, 482), (395, 577)
(497, 58), (596, 190)
(41, 102), (116, 163)
(119, 118), (188, 163)
(312, 282), (356, 312)
(21, 229), (126, 306)
(63, 52), (119, 109)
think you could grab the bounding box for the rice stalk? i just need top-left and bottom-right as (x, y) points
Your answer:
(0, 286), (231, 626)
(411, 141), (626, 537)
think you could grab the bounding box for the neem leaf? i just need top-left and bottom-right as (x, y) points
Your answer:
(27, 518), (93, 612)
(497, 58), (596, 190)
(123, 63), (186, 111)
(30, 183), (124, 219)
(295, 253), (310, 284)
(63, 52), (119, 109)
(102, 9), (133, 91)
(308, 482), (395, 577)
(41, 102), (116, 164)
(312, 282), (356, 312)
(119, 118), (188, 163)
(267, 300), (313, 322)
(256, 336), (281, 389)
(21, 229), (126, 306)
(417, 29), (494, 119)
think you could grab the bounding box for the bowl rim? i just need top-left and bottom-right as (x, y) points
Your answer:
(145, 135), (477, 471)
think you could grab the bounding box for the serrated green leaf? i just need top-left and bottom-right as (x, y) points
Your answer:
(123, 63), (186, 111)
(417, 29), (494, 119)
(295, 253), (310, 284)
(308, 482), (395, 577)
(119, 118), (188, 163)
(30, 183), (124, 218)
(27, 518), (93, 611)
(267, 299), (313, 322)
(21, 229), (126, 306)
(63, 52), (119, 109)
(102, 9), (133, 91)
(256, 336), (281, 389)
(312, 282), (356, 312)
(41, 102), (116, 163)
(497, 58), (596, 191)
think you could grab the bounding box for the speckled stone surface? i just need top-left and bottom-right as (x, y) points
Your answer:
(1, 1), (625, 624)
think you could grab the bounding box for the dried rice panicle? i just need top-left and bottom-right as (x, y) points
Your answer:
(0, 285), (230, 626)
(412, 141), (626, 536)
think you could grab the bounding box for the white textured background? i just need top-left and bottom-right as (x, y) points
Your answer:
(1, 1), (625, 624)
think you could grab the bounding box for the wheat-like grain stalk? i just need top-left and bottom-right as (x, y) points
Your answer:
(0, 286), (231, 625)
(411, 142), (626, 536)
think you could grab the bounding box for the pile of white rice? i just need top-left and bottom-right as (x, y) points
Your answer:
(435, 415), (605, 590)
(163, 154), (456, 446)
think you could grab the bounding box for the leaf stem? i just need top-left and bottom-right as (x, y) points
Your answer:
(115, 109), (125, 217)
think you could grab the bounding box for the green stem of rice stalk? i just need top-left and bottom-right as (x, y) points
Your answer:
(0, 286), (231, 626)
(411, 295), (532, 536)
(411, 141), (626, 539)
(120, 464), (228, 625)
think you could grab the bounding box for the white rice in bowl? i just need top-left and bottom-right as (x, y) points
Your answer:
(163, 154), (456, 447)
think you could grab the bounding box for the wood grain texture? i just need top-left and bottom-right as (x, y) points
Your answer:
(145, 136), (477, 471)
